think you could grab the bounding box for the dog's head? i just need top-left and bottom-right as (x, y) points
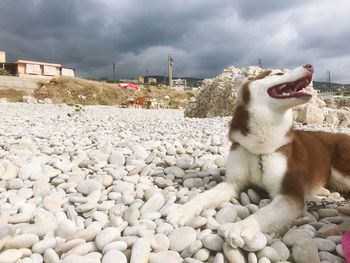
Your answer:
(236, 64), (314, 110)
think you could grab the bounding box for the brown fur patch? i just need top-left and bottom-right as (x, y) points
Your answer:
(230, 142), (239, 150)
(229, 104), (250, 136)
(278, 130), (350, 202)
(249, 70), (272, 81)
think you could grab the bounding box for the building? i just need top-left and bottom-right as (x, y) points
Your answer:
(172, 78), (187, 91)
(137, 76), (145, 84)
(148, 77), (157, 85)
(0, 51), (75, 78)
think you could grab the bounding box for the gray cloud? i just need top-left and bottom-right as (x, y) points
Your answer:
(1, 0), (350, 83)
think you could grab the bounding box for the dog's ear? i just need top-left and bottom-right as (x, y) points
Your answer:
(234, 75), (247, 96)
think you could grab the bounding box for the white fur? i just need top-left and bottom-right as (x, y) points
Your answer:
(167, 66), (313, 248)
(329, 168), (350, 192)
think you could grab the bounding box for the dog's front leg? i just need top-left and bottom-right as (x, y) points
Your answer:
(222, 194), (304, 248)
(167, 182), (240, 226)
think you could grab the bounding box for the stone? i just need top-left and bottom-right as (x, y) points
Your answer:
(243, 232), (267, 252)
(168, 227), (197, 252)
(314, 237), (336, 252)
(0, 249), (23, 263)
(2, 163), (18, 180)
(102, 241), (128, 254)
(283, 228), (314, 246)
(318, 208), (339, 218)
(164, 166), (185, 178)
(123, 207), (141, 226)
(292, 239), (319, 263)
(257, 246), (280, 262)
(140, 193), (165, 214)
(102, 250), (127, 263)
(74, 222), (102, 241)
(5, 234), (39, 249)
(181, 240), (203, 258)
(295, 104), (324, 125)
(130, 238), (150, 263)
(193, 248), (210, 261)
(77, 179), (102, 195)
(43, 196), (62, 213)
(186, 216), (207, 228)
(202, 234), (224, 252)
(151, 234), (170, 252)
(56, 219), (77, 240)
(176, 156), (193, 170)
(319, 251), (345, 263)
(149, 251), (182, 263)
(270, 241), (290, 261)
(109, 150), (125, 166)
(32, 237), (56, 254)
(213, 253), (225, 263)
(223, 242), (247, 263)
(215, 205), (238, 224)
(95, 227), (121, 250)
(43, 248), (59, 263)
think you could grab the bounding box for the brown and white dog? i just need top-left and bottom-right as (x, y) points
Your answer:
(167, 64), (350, 248)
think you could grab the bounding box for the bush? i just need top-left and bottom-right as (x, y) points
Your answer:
(0, 68), (10, 76)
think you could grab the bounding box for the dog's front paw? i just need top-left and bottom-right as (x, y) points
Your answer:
(220, 221), (260, 249)
(167, 202), (202, 226)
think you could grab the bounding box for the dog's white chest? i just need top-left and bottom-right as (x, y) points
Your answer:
(248, 152), (288, 197)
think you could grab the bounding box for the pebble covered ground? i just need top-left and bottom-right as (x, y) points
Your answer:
(0, 102), (349, 263)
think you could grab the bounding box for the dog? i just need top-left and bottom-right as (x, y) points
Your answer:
(167, 64), (350, 248)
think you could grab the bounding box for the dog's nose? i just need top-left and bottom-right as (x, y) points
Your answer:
(303, 64), (314, 73)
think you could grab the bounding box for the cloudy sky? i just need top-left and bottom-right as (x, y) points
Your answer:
(1, 0), (350, 83)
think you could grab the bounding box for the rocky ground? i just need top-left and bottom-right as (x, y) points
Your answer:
(0, 102), (349, 263)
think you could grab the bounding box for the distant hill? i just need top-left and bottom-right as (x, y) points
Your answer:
(313, 81), (350, 93)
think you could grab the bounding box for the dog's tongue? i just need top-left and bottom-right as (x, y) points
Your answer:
(342, 230), (350, 262)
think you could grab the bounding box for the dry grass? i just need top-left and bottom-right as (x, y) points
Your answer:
(0, 76), (195, 107)
(34, 77), (133, 105)
(0, 89), (27, 102)
(33, 77), (194, 108)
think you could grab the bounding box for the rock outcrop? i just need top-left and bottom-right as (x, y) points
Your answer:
(185, 66), (350, 127)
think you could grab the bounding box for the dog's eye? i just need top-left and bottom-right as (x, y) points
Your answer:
(274, 73), (284, 76)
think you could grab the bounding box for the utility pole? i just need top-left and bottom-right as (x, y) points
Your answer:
(258, 58), (262, 68)
(113, 63), (116, 82)
(326, 70), (331, 93)
(168, 54), (173, 89)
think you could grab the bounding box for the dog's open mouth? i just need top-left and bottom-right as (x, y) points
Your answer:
(267, 75), (313, 99)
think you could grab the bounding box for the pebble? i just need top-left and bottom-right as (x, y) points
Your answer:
(5, 234), (39, 249)
(257, 246), (280, 262)
(140, 193), (166, 214)
(318, 208), (339, 218)
(0, 105), (349, 263)
(102, 250), (127, 263)
(270, 241), (290, 261)
(282, 228), (314, 246)
(56, 219), (77, 240)
(0, 249), (23, 263)
(243, 232), (267, 252)
(77, 179), (102, 195)
(181, 240), (203, 258)
(149, 251), (182, 263)
(130, 238), (151, 263)
(168, 227), (197, 252)
(292, 238), (319, 263)
(319, 251), (345, 263)
(202, 234), (224, 251)
(32, 237), (56, 254)
(223, 242), (246, 263)
(215, 205), (238, 224)
(193, 248), (210, 261)
(95, 227), (121, 250)
(314, 237), (336, 251)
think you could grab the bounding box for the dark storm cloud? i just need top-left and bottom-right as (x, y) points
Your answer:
(1, 0), (350, 82)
